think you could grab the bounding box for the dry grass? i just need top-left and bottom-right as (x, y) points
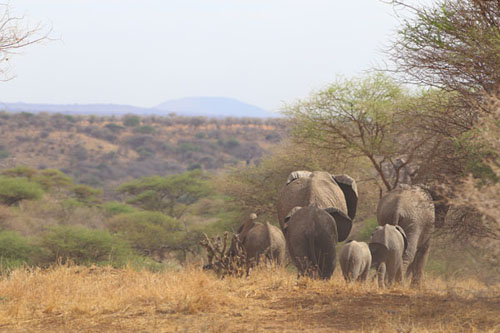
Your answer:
(0, 265), (498, 332)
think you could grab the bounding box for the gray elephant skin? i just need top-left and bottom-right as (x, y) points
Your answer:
(277, 171), (358, 279)
(369, 224), (407, 288)
(339, 240), (371, 283)
(230, 214), (286, 265)
(284, 205), (353, 279)
(377, 184), (447, 287)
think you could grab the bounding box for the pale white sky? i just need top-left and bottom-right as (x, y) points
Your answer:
(1, 1), (410, 111)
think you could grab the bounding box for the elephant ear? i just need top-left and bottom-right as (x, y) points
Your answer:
(332, 174), (358, 220)
(395, 225), (408, 251)
(283, 206), (302, 232)
(324, 207), (352, 242)
(286, 171), (312, 185)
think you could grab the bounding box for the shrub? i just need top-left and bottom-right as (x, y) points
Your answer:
(0, 231), (37, 270)
(72, 184), (102, 205)
(101, 201), (137, 217)
(0, 177), (44, 206)
(108, 211), (184, 253)
(135, 125), (155, 134)
(0, 149), (9, 159)
(123, 115), (141, 127)
(105, 123), (125, 133)
(355, 217), (379, 242)
(39, 226), (131, 266)
(73, 145), (88, 161)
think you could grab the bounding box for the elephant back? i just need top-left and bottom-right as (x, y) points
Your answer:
(378, 185), (435, 230)
(277, 171), (348, 230)
(370, 225), (404, 251)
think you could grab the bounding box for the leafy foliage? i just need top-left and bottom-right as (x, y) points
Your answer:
(0, 231), (37, 270)
(118, 170), (211, 217)
(39, 226), (131, 266)
(0, 177), (44, 206)
(108, 211), (184, 254)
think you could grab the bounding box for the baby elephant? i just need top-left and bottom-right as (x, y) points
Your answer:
(339, 240), (371, 283)
(369, 224), (407, 288)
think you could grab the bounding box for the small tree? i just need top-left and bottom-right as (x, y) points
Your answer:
(284, 73), (438, 191)
(108, 211), (184, 256)
(118, 170), (211, 218)
(0, 176), (44, 205)
(39, 226), (131, 266)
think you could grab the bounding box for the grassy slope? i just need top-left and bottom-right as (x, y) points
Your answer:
(0, 265), (498, 332)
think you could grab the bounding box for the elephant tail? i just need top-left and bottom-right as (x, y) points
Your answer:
(307, 233), (319, 274)
(264, 222), (274, 261)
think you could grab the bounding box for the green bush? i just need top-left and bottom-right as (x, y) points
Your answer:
(0, 231), (37, 270)
(0, 150), (9, 159)
(354, 217), (378, 242)
(101, 201), (137, 217)
(123, 115), (140, 127)
(105, 123), (124, 132)
(72, 184), (102, 205)
(39, 226), (132, 266)
(135, 125), (155, 134)
(109, 211), (184, 253)
(0, 177), (44, 206)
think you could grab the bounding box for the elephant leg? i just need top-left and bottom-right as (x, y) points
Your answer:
(360, 265), (370, 282)
(377, 263), (386, 288)
(402, 226), (420, 276)
(395, 263), (403, 285)
(411, 240), (431, 288)
(386, 262), (397, 287)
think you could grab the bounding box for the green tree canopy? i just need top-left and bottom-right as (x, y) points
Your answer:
(108, 211), (184, 254)
(39, 226), (131, 266)
(118, 170), (211, 217)
(284, 73), (439, 191)
(0, 176), (44, 206)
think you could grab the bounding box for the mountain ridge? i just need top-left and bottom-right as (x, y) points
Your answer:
(0, 97), (281, 118)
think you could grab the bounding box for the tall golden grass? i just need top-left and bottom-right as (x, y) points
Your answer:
(0, 265), (498, 332)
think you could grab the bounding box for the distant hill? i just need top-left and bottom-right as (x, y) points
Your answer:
(0, 102), (155, 116)
(0, 97), (281, 118)
(155, 97), (280, 118)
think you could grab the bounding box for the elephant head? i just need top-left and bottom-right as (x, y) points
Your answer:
(369, 225), (407, 251)
(369, 224), (407, 267)
(277, 171), (358, 233)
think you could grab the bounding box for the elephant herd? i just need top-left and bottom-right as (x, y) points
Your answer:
(229, 170), (447, 287)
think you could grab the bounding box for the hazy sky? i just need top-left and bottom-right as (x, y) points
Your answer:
(2, 1), (408, 111)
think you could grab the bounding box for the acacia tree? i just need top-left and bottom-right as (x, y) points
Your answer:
(284, 73), (440, 192)
(389, 0), (500, 244)
(118, 170), (211, 218)
(0, 4), (48, 80)
(390, 0), (500, 103)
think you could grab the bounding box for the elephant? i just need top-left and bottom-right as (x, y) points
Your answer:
(230, 213), (286, 266)
(377, 184), (448, 287)
(339, 240), (371, 283)
(283, 205), (352, 279)
(277, 171), (358, 239)
(369, 224), (407, 288)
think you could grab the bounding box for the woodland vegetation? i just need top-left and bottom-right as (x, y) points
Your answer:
(0, 0), (499, 331)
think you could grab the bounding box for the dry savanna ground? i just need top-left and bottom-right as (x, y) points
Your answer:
(0, 265), (498, 332)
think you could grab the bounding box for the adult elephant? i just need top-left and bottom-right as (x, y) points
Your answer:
(230, 213), (286, 265)
(277, 171), (358, 278)
(284, 205), (352, 279)
(377, 184), (448, 287)
(277, 171), (358, 237)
